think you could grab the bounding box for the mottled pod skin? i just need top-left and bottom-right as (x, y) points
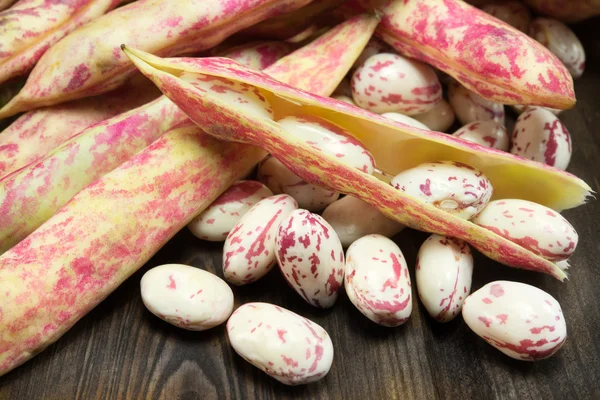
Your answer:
(449, 81), (505, 126)
(258, 156), (340, 211)
(0, 122), (266, 376)
(0, 0), (313, 117)
(453, 121), (510, 151)
(221, 41), (294, 71)
(530, 18), (586, 79)
(481, 1), (532, 33)
(390, 161), (493, 220)
(371, 0), (576, 108)
(0, 96), (188, 254)
(322, 195), (404, 247)
(0, 16), (368, 376)
(188, 180), (273, 242)
(125, 49), (590, 279)
(276, 210), (344, 308)
(0, 76), (159, 179)
(141, 264), (234, 331)
(259, 115), (375, 211)
(472, 199), (578, 262)
(416, 234), (473, 322)
(524, 0), (600, 22)
(0, 0), (123, 85)
(413, 99), (455, 132)
(382, 112), (429, 130)
(226, 303), (334, 385)
(223, 195), (298, 286)
(511, 107), (572, 170)
(463, 281), (567, 360)
(345, 234), (412, 326)
(351, 53), (442, 115)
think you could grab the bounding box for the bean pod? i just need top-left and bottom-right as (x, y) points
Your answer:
(463, 281), (567, 360)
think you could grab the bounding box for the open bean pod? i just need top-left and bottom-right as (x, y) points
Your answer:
(123, 48), (592, 280)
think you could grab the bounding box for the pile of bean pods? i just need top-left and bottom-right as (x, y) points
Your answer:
(0, 0), (592, 384)
(139, 1), (586, 384)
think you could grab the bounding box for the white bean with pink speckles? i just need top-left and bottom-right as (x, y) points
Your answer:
(512, 104), (561, 116)
(351, 53), (442, 115)
(332, 95), (356, 106)
(511, 107), (572, 170)
(276, 210), (344, 308)
(258, 116), (375, 211)
(481, 1), (532, 32)
(141, 264), (233, 331)
(462, 281), (567, 361)
(352, 37), (391, 69)
(223, 194), (297, 286)
(472, 199), (578, 261)
(448, 81), (505, 126)
(322, 196), (404, 247)
(188, 181), (273, 241)
(345, 235), (413, 327)
(530, 18), (585, 78)
(453, 121), (510, 151)
(413, 99), (455, 132)
(227, 302), (334, 385)
(382, 112), (430, 130)
(390, 161), (493, 219)
(416, 234), (473, 323)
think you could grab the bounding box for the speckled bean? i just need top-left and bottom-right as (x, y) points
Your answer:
(481, 1), (532, 32)
(352, 37), (391, 69)
(322, 196), (404, 247)
(140, 264), (234, 331)
(276, 210), (344, 308)
(390, 161), (493, 219)
(382, 112), (430, 130)
(223, 194), (298, 285)
(448, 81), (505, 126)
(345, 234), (412, 326)
(463, 281), (567, 360)
(413, 99), (455, 132)
(453, 121), (510, 151)
(472, 199), (578, 261)
(222, 41), (294, 71)
(188, 180), (273, 241)
(530, 18), (585, 78)
(510, 107), (572, 170)
(416, 234), (473, 322)
(332, 95), (357, 106)
(351, 53), (442, 115)
(226, 302), (334, 385)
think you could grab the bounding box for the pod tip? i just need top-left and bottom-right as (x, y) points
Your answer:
(120, 44), (127, 51)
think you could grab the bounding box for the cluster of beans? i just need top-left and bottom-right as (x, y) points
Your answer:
(139, 2), (583, 386)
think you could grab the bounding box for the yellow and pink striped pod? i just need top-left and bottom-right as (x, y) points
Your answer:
(0, 0), (314, 118)
(0, 76), (160, 179)
(0, 0), (125, 85)
(123, 45), (591, 281)
(0, 13), (378, 376)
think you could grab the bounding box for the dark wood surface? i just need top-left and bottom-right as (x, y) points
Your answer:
(1, 19), (600, 400)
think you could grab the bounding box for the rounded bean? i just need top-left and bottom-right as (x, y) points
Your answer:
(382, 112), (430, 130)
(453, 121), (510, 151)
(448, 81), (505, 126)
(530, 18), (585, 78)
(413, 99), (456, 132)
(481, 2), (532, 32)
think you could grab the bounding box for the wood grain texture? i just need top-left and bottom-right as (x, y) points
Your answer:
(1, 19), (600, 400)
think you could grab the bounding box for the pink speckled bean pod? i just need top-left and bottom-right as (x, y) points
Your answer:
(0, 96), (188, 253)
(0, 121), (264, 376)
(0, 76), (159, 179)
(0, 17), (368, 375)
(0, 0), (313, 118)
(369, 0), (576, 108)
(0, 0), (124, 86)
(524, 0), (600, 22)
(276, 209), (345, 308)
(220, 41), (294, 71)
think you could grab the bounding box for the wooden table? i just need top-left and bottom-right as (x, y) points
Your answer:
(2, 19), (600, 400)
